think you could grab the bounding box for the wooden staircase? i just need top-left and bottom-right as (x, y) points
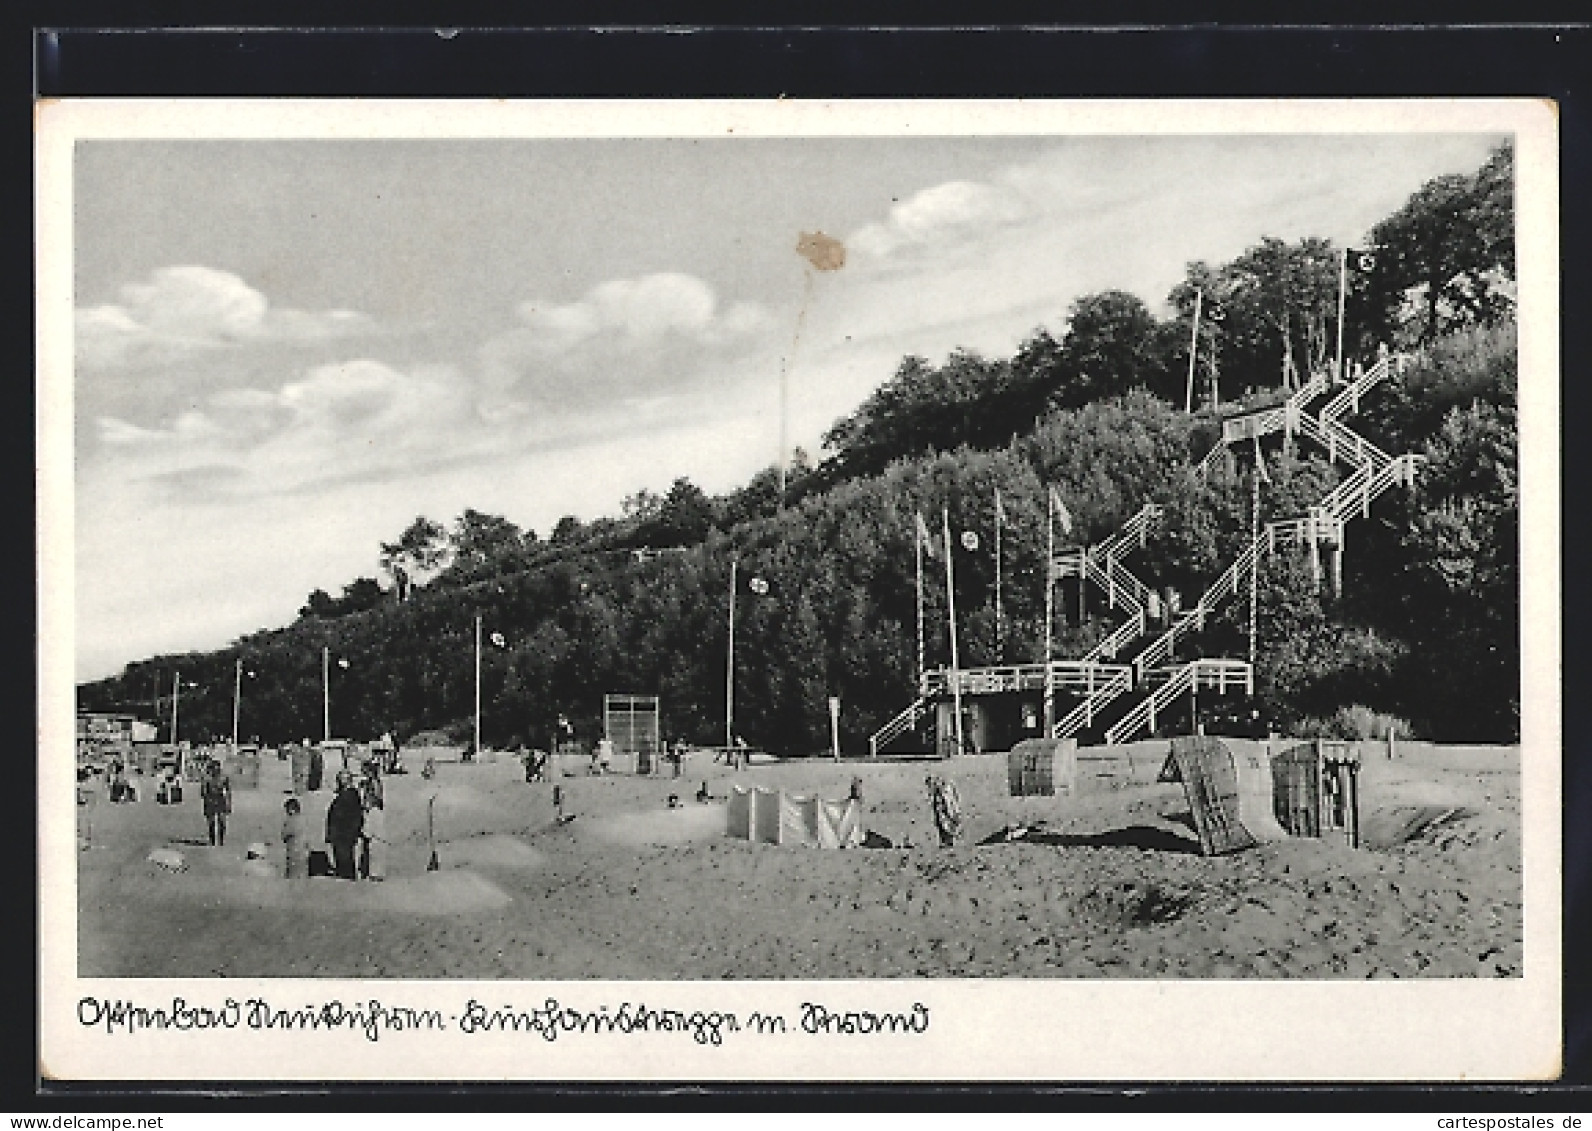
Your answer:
(1063, 349), (1419, 745)
(869, 349), (1419, 756)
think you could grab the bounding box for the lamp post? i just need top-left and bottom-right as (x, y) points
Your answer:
(170, 673), (197, 747)
(230, 658), (255, 750)
(1335, 245), (1349, 382)
(322, 647), (350, 742)
(941, 508), (964, 758)
(828, 696), (842, 762)
(474, 614), (483, 758)
(725, 559), (737, 751)
(322, 646), (330, 742)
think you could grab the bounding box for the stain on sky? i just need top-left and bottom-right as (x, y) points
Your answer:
(796, 231), (846, 272)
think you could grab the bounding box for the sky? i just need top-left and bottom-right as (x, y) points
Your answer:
(69, 129), (1504, 682)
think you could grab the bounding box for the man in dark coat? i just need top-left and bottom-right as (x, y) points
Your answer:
(325, 770), (364, 880)
(201, 759), (232, 846)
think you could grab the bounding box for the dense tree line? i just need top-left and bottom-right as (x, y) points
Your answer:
(79, 144), (1520, 748)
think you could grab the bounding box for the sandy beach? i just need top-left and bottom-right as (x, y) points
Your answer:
(76, 740), (1521, 980)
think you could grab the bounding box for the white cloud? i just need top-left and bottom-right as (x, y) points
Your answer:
(850, 179), (1032, 260)
(511, 272), (758, 350)
(76, 265), (374, 370)
(90, 357), (481, 499)
(122, 263), (268, 338)
(480, 272), (774, 414)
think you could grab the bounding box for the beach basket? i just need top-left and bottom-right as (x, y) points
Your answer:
(1271, 740), (1362, 848)
(1006, 738), (1078, 798)
(1168, 736), (1287, 856)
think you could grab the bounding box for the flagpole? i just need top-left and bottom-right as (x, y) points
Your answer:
(914, 513), (925, 689)
(726, 559), (737, 750)
(171, 671), (181, 748)
(1249, 441), (1262, 666)
(474, 613), (483, 757)
(1335, 246), (1348, 382)
(994, 486), (1004, 662)
(232, 658), (243, 750)
(1185, 287), (1203, 412)
(942, 508), (964, 758)
(322, 646), (330, 742)
(1043, 489), (1055, 734)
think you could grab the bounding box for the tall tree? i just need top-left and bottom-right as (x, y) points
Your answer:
(441, 508), (525, 584)
(1367, 141), (1515, 344)
(1048, 289), (1170, 409)
(379, 516), (450, 599)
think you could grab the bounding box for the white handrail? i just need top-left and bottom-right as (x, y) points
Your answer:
(1131, 610), (1205, 681)
(1106, 663), (1193, 745)
(1105, 658), (1255, 745)
(1094, 503), (1163, 561)
(1052, 666), (1133, 739)
(869, 696), (929, 756)
(1083, 610), (1146, 663)
(1320, 355), (1393, 424)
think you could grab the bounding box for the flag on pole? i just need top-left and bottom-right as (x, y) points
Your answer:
(490, 631), (508, 648)
(1347, 246), (1379, 273)
(1049, 487), (1074, 538)
(960, 530), (980, 552)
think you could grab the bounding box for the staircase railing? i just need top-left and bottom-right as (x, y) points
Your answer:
(1267, 510), (1345, 549)
(1290, 367), (1333, 412)
(1320, 354), (1395, 425)
(869, 696), (929, 757)
(1293, 409), (1392, 473)
(923, 661), (1133, 699)
(1104, 658), (1254, 745)
(1082, 610), (1146, 663)
(1082, 550), (1151, 616)
(1052, 665), (1134, 739)
(1057, 502), (1161, 568)
(1103, 664), (1194, 746)
(1219, 405), (1289, 447)
(1130, 610), (1205, 681)
(1316, 452), (1421, 523)
(1199, 368), (1332, 476)
(1196, 441), (1231, 478)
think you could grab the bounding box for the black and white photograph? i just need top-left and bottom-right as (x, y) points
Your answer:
(38, 98), (1560, 1081)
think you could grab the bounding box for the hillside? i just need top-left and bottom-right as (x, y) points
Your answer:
(77, 144), (1518, 750)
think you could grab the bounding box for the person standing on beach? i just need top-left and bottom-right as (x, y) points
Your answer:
(77, 767), (98, 850)
(282, 797), (308, 879)
(325, 770), (364, 880)
(359, 770), (387, 881)
(201, 759), (233, 847)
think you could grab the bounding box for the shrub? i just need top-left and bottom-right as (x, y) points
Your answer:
(1294, 705), (1414, 741)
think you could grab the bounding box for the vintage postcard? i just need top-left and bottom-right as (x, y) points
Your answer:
(38, 98), (1561, 1082)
